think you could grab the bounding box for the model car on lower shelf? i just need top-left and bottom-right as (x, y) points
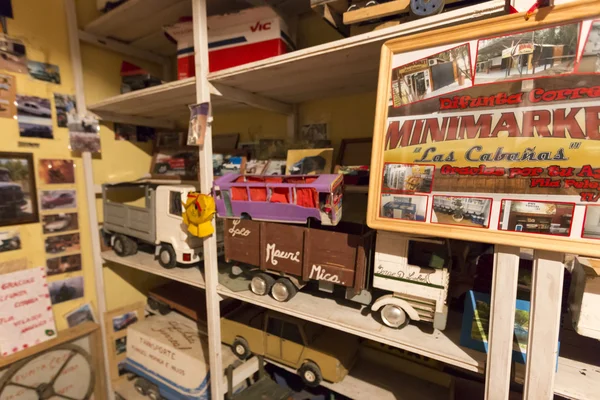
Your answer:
(222, 304), (359, 387)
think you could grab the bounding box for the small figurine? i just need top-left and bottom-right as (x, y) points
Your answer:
(182, 192), (216, 238)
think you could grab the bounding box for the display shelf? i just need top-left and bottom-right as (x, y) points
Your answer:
(101, 250), (206, 289)
(216, 281), (485, 373)
(87, 0), (505, 123)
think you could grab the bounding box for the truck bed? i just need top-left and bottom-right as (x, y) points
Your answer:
(104, 202), (155, 243)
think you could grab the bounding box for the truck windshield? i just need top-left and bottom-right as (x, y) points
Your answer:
(169, 191), (183, 217)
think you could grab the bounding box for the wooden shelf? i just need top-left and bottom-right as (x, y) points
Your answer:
(87, 0), (505, 126)
(101, 250), (206, 289)
(216, 282), (485, 373)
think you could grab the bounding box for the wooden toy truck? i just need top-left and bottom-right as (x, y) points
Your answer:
(224, 219), (373, 304)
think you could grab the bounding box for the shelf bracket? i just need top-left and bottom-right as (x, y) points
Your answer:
(78, 30), (170, 66)
(210, 82), (294, 115)
(310, 0), (350, 37)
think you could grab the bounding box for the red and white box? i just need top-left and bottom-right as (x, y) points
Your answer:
(164, 6), (295, 79)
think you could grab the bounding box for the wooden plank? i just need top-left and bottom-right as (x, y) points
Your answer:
(78, 30), (168, 65)
(211, 82), (294, 114)
(523, 250), (564, 400)
(343, 0), (410, 25)
(485, 245), (519, 400)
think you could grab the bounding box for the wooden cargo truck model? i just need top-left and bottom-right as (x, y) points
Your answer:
(225, 219), (373, 303)
(222, 304), (359, 387)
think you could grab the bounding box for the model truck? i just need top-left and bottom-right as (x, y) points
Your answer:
(102, 181), (222, 269)
(221, 304), (359, 387)
(225, 219), (373, 303)
(371, 231), (451, 330)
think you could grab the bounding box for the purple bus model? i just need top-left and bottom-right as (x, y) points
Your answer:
(213, 174), (343, 225)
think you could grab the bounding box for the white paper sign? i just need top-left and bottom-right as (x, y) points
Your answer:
(0, 267), (56, 356)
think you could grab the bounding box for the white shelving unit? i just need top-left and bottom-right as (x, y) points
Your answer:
(66, 0), (600, 399)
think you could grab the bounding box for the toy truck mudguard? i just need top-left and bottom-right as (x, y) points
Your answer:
(372, 231), (451, 330)
(224, 219), (373, 304)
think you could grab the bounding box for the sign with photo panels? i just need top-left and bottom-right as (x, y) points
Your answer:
(368, 2), (600, 256)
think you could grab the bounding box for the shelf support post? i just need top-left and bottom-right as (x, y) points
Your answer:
(64, 0), (113, 398)
(485, 245), (519, 400)
(523, 250), (564, 400)
(192, 0), (223, 399)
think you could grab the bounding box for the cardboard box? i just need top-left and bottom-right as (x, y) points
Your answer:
(164, 6), (294, 79)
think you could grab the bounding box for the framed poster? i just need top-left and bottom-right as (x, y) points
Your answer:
(367, 1), (600, 256)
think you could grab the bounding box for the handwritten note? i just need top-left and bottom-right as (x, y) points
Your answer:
(0, 268), (56, 356)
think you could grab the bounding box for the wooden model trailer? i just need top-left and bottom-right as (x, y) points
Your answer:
(224, 219), (374, 304)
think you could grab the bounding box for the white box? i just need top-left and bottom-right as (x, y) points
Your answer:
(570, 256), (600, 340)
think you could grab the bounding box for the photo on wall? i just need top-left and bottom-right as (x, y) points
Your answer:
(16, 95), (53, 139)
(431, 196), (492, 228)
(0, 152), (39, 227)
(112, 311), (139, 332)
(115, 337), (127, 355)
(68, 114), (101, 153)
(382, 163), (434, 193)
(40, 189), (77, 211)
(391, 43), (473, 107)
(474, 22), (580, 84)
(498, 200), (574, 236)
(44, 233), (80, 255)
(48, 276), (84, 305)
(0, 73), (16, 119)
(65, 303), (95, 328)
(213, 154), (246, 176)
(53, 93), (76, 128)
(46, 253), (82, 276)
(38, 159), (75, 184)
(27, 60), (61, 84)
(0, 34), (26, 73)
(0, 229), (20, 253)
(578, 20), (600, 73)
(42, 213), (78, 234)
(380, 193), (428, 222)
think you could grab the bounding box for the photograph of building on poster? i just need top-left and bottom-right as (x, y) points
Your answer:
(474, 22), (579, 84)
(391, 44), (473, 107)
(579, 20), (600, 74)
(431, 196), (492, 228)
(498, 200), (573, 236)
(381, 194), (427, 221)
(382, 163), (434, 193)
(582, 206), (600, 239)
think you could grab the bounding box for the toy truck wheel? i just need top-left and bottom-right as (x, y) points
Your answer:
(232, 337), (251, 360)
(148, 297), (171, 315)
(298, 361), (322, 387)
(113, 234), (136, 256)
(380, 304), (409, 329)
(134, 377), (149, 395)
(271, 278), (297, 302)
(146, 385), (162, 400)
(410, 0), (444, 17)
(250, 272), (275, 296)
(157, 245), (177, 269)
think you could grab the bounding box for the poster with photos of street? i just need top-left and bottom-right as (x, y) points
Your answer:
(372, 16), (600, 255)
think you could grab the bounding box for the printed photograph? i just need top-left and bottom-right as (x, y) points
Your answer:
(112, 311), (138, 332)
(381, 194), (428, 221)
(0, 152), (39, 227)
(286, 148), (333, 175)
(152, 149), (198, 178)
(258, 139), (286, 159)
(0, 229), (20, 253)
(38, 159), (75, 184)
(382, 163), (434, 193)
(48, 276), (84, 305)
(40, 189), (77, 210)
(44, 233), (80, 255)
(475, 22), (579, 84)
(46, 254), (82, 276)
(115, 337), (127, 355)
(187, 102), (209, 146)
(65, 303), (95, 328)
(391, 44), (473, 107)
(432, 196), (492, 228)
(27, 60), (61, 84)
(578, 21), (600, 73)
(213, 154), (246, 176)
(244, 160), (269, 175)
(17, 95), (53, 139)
(68, 114), (101, 153)
(262, 160), (286, 175)
(299, 123), (328, 141)
(582, 205), (600, 239)
(42, 212), (78, 234)
(498, 200), (574, 236)
(0, 73), (16, 119)
(53, 93), (76, 128)
(0, 34), (27, 73)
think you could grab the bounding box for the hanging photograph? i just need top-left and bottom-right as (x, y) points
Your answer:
(0, 34), (27, 73)
(42, 212), (78, 234)
(112, 311), (139, 332)
(48, 275), (84, 305)
(187, 102), (209, 146)
(40, 189), (77, 211)
(380, 194), (428, 221)
(0, 229), (20, 253)
(391, 44), (473, 107)
(27, 60), (61, 84)
(474, 22), (579, 84)
(53, 93), (76, 128)
(213, 154), (246, 176)
(0, 152), (39, 227)
(38, 159), (75, 184)
(68, 114), (101, 153)
(46, 253), (82, 276)
(578, 20), (600, 73)
(431, 196), (492, 228)
(65, 303), (95, 328)
(0, 73), (16, 119)
(498, 200), (574, 236)
(151, 148), (198, 179)
(382, 163), (434, 193)
(44, 233), (80, 255)
(286, 148), (333, 175)
(16, 95), (53, 139)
